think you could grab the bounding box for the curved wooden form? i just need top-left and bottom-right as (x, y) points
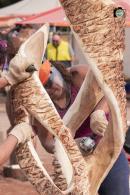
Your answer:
(59, 0), (127, 194)
(14, 74), (89, 194)
(6, 24), (89, 194)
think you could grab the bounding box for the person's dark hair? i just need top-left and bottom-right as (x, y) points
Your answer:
(51, 61), (72, 83)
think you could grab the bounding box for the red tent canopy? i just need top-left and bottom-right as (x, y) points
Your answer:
(18, 7), (69, 26)
(0, 15), (32, 27)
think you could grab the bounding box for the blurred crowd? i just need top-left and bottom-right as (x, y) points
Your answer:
(0, 24), (76, 96)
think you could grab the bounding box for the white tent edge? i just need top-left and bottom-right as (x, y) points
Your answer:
(0, 0), (60, 16)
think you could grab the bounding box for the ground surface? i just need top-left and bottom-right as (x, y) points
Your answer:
(0, 176), (38, 195)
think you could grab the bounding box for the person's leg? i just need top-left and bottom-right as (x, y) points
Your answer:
(98, 150), (129, 195)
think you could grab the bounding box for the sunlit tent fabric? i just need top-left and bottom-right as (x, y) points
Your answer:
(18, 7), (69, 26)
(16, 1), (129, 27)
(0, 0), (60, 15)
(0, 0), (129, 27)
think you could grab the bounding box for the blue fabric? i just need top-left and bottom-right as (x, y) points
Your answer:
(125, 83), (130, 93)
(99, 151), (130, 195)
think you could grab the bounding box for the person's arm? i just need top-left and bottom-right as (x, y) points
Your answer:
(0, 122), (33, 165)
(0, 77), (9, 89)
(69, 64), (89, 88)
(94, 97), (109, 114)
(90, 97), (109, 136)
(33, 119), (54, 154)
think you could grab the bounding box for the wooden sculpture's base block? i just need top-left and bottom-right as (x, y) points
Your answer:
(3, 164), (27, 181)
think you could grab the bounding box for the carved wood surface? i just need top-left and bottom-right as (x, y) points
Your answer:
(5, 0), (127, 194)
(11, 75), (89, 194)
(59, 0), (127, 194)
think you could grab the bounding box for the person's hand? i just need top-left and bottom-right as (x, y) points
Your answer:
(90, 110), (108, 136)
(0, 77), (9, 89)
(9, 122), (34, 144)
(3, 55), (32, 85)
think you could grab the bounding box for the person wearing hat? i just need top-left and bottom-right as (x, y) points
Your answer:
(46, 33), (75, 68)
(37, 60), (129, 195)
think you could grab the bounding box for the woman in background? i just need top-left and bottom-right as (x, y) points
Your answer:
(37, 61), (129, 195)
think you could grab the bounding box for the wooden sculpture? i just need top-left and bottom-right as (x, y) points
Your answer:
(2, 0), (127, 194)
(4, 24), (89, 194)
(60, 0), (127, 194)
